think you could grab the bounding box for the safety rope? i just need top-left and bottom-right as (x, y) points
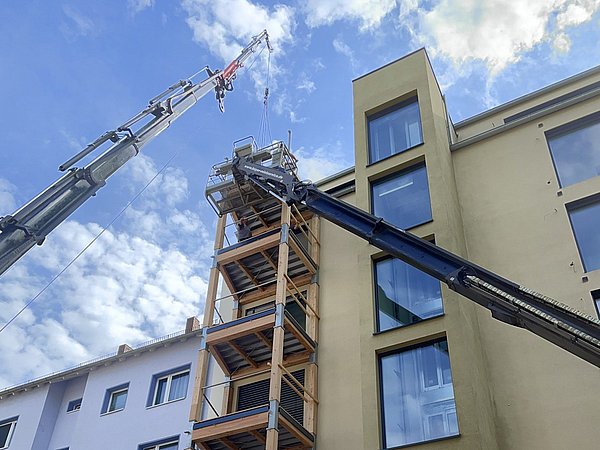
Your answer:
(257, 50), (272, 147)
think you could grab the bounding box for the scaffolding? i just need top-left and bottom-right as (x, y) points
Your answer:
(190, 141), (319, 450)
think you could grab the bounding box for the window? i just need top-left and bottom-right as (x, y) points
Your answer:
(379, 340), (459, 448)
(369, 98), (423, 163)
(101, 383), (129, 414)
(0, 417), (17, 449)
(568, 198), (600, 272)
(66, 398), (82, 412)
(375, 256), (443, 332)
(593, 290), (600, 318)
(371, 164), (432, 230)
(148, 365), (190, 407)
(546, 112), (600, 187)
(138, 436), (179, 450)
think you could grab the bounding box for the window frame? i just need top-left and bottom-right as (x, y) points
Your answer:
(101, 382), (129, 415)
(368, 96), (424, 165)
(545, 110), (600, 188)
(370, 163), (433, 231)
(147, 364), (191, 408)
(373, 250), (444, 333)
(566, 194), (600, 273)
(66, 398), (82, 413)
(592, 290), (600, 319)
(137, 435), (179, 450)
(378, 339), (459, 449)
(0, 416), (17, 450)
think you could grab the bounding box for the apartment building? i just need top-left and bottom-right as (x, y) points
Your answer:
(0, 318), (202, 450)
(190, 49), (600, 450)
(2, 49), (599, 450)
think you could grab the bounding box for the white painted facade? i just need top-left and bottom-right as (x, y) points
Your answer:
(0, 325), (203, 450)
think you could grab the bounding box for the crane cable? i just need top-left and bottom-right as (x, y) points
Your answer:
(257, 50), (272, 148)
(0, 153), (178, 335)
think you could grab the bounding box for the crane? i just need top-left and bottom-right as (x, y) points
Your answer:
(0, 31), (272, 276)
(229, 151), (600, 368)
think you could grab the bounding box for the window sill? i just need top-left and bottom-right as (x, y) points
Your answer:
(146, 396), (186, 410)
(367, 142), (425, 168)
(373, 313), (444, 336)
(382, 432), (460, 449)
(100, 408), (125, 416)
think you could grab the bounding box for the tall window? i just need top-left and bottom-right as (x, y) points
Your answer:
(568, 198), (600, 272)
(380, 340), (459, 448)
(369, 98), (423, 163)
(0, 417), (17, 449)
(101, 383), (129, 414)
(375, 256), (443, 332)
(148, 365), (190, 407)
(546, 112), (600, 187)
(372, 164), (432, 230)
(592, 290), (600, 318)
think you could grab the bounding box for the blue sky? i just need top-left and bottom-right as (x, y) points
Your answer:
(0, 0), (599, 387)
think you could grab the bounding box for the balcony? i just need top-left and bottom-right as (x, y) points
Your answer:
(192, 405), (314, 450)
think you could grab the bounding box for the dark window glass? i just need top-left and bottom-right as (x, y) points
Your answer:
(372, 164), (432, 230)
(547, 114), (600, 187)
(66, 398), (82, 412)
(369, 98), (423, 163)
(139, 437), (179, 450)
(0, 417), (17, 448)
(375, 256), (443, 331)
(592, 290), (600, 318)
(148, 366), (190, 407)
(101, 383), (129, 414)
(569, 199), (600, 272)
(380, 340), (459, 448)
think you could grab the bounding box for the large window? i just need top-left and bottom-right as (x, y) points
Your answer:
(568, 198), (600, 272)
(101, 383), (129, 414)
(375, 256), (443, 332)
(380, 340), (459, 448)
(372, 164), (432, 230)
(148, 365), (190, 407)
(0, 417), (17, 449)
(369, 98), (423, 163)
(546, 113), (600, 187)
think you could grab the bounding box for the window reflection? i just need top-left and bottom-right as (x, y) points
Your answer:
(375, 256), (443, 331)
(369, 98), (423, 163)
(569, 199), (600, 272)
(380, 340), (459, 447)
(547, 115), (600, 187)
(371, 164), (432, 230)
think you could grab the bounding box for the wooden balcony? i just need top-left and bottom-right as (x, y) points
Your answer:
(206, 308), (315, 377)
(216, 228), (317, 303)
(192, 405), (314, 450)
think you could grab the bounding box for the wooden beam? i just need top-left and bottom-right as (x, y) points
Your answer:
(206, 314), (274, 345)
(285, 318), (315, 352)
(250, 204), (269, 228)
(216, 231), (280, 265)
(249, 430), (266, 444)
(255, 331), (272, 348)
(279, 413), (314, 447)
(219, 437), (241, 450)
(235, 260), (263, 291)
(227, 340), (259, 369)
(304, 362), (318, 434)
(192, 410), (268, 441)
(239, 274), (311, 305)
(261, 250), (278, 272)
(288, 236), (317, 274)
(189, 348), (210, 422)
(209, 346), (232, 377)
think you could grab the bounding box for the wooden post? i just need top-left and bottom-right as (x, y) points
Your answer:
(189, 215), (227, 422)
(266, 204), (291, 450)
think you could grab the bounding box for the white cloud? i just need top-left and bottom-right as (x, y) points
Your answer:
(128, 0), (155, 14)
(305, 0), (397, 31)
(333, 38), (359, 71)
(294, 141), (352, 182)
(60, 5), (97, 39)
(413, 0), (600, 75)
(181, 0), (296, 95)
(297, 74), (316, 93)
(0, 154), (213, 388)
(0, 178), (17, 213)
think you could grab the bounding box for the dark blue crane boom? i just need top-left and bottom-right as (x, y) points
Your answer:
(231, 153), (600, 369)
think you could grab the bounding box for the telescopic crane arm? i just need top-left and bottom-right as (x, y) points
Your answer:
(232, 155), (600, 368)
(0, 31), (271, 276)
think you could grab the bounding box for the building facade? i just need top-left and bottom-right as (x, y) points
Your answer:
(0, 318), (203, 450)
(2, 49), (599, 450)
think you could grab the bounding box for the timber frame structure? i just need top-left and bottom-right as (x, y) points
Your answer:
(190, 141), (319, 450)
